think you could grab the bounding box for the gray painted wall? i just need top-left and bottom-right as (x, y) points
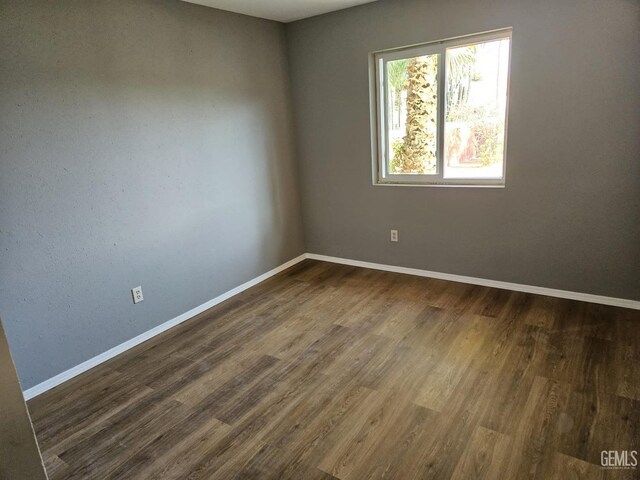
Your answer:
(286, 0), (640, 300)
(0, 0), (304, 388)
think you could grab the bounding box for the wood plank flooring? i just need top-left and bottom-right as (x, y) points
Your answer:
(28, 260), (640, 479)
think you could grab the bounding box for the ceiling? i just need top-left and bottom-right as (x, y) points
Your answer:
(180, 0), (379, 23)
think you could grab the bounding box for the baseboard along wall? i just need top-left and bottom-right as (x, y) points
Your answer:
(306, 254), (640, 310)
(23, 254), (307, 400)
(23, 252), (639, 400)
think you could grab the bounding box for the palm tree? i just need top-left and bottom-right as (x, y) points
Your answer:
(391, 48), (478, 173)
(446, 45), (477, 116)
(392, 55), (438, 174)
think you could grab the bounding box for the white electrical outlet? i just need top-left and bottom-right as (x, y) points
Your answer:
(132, 286), (144, 304)
(390, 229), (398, 242)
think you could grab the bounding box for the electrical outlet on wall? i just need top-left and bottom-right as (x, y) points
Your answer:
(132, 286), (144, 304)
(390, 229), (399, 242)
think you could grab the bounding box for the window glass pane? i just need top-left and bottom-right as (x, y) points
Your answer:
(386, 54), (438, 175)
(444, 38), (509, 179)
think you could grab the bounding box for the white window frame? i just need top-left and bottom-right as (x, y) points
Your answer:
(370, 28), (512, 187)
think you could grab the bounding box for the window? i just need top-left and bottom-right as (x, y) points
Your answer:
(371, 29), (511, 186)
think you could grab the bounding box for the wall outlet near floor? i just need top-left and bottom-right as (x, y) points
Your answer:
(132, 286), (144, 304)
(390, 229), (398, 242)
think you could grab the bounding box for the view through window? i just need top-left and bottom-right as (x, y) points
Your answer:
(373, 30), (511, 186)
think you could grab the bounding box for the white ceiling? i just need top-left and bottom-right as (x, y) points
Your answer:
(181, 0), (379, 23)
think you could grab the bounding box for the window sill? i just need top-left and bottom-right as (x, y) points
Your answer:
(373, 181), (506, 188)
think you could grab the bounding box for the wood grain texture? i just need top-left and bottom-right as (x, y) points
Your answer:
(28, 260), (640, 479)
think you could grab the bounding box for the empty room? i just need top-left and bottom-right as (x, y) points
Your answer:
(1, 0), (639, 478)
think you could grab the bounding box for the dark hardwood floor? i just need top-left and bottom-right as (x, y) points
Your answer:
(28, 260), (640, 479)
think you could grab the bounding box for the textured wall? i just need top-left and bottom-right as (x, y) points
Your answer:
(286, 0), (640, 300)
(0, 0), (304, 388)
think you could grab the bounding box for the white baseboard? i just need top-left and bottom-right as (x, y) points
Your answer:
(23, 251), (639, 400)
(23, 254), (307, 400)
(305, 253), (640, 310)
